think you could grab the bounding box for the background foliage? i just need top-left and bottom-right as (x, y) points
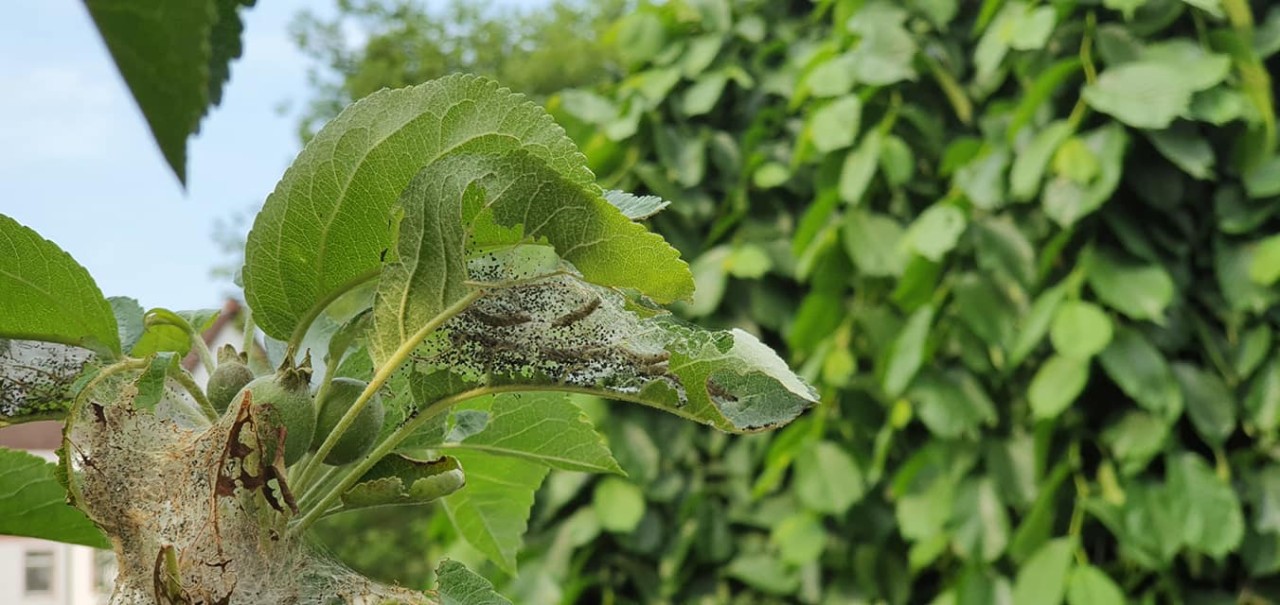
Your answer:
(301, 0), (1280, 602)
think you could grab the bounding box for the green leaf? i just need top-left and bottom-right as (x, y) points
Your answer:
(130, 308), (221, 358)
(436, 559), (513, 605)
(443, 450), (549, 574)
(340, 454), (466, 511)
(1050, 301), (1114, 359)
(683, 71), (730, 116)
(1082, 62), (1196, 129)
(1147, 123), (1216, 180)
(1065, 565), (1125, 605)
(0, 214), (120, 356)
(727, 553), (800, 595)
(809, 95), (862, 153)
(401, 263), (816, 434)
(1216, 238), (1279, 313)
(84, 0), (226, 183)
(1029, 355), (1090, 421)
(1103, 411), (1170, 475)
(950, 476), (1010, 562)
(1099, 327), (1183, 421)
(843, 210), (907, 276)
(369, 151), (691, 365)
(441, 392), (622, 474)
(1085, 251), (1175, 322)
(1248, 234), (1280, 286)
(1172, 363), (1236, 447)
(1011, 538), (1075, 605)
(1011, 121), (1074, 202)
(955, 149), (1010, 210)
(770, 513), (827, 565)
(846, 3), (918, 85)
(1008, 283), (1068, 369)
(910, 368), (998, 438)
(593, 477), (645, 533)
(839, 131), (884, 204)
(109, 297), (145, 355)
(1168, 452), (1244, 557)
(0, 447), (108, 548)
(1246, 355), (1280, 434)
(794, 440), (866, 514)
(132, 352), (177, 413)
(905, 203), (968, 262)
(244, 74), (603, 342)
(880, 305), (935, 398)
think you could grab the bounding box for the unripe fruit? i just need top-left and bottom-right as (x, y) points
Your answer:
(312, 378), (384, 466)
(207, 345), (255, 414)
(235, 356), (314, 466)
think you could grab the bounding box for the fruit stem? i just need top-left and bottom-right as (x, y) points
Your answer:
(241, 306), (257, 360)
(146, 309), (216, 374)
(290, 385), (493, 536)
(293, 290), (484, 491)
(168, 365), (219, 422)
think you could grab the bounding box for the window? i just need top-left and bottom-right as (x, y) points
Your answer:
(24, 550), (54, 594)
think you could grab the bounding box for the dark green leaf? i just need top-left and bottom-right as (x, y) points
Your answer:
(1172, 363), (1236, 447)
(1099, 327), (1183, 421)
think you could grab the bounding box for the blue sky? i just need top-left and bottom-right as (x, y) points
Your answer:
(1, 1), (329, 311)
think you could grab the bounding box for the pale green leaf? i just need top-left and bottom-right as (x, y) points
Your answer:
(1168, 453), (1244, 557)
(839, 131), (883, 204)
(1030, 355), (1090, 420)
(593, 477), (645, 532)
(1011, 538), (1075, 605)
(1065, 565), (1125, 605)
(1086, 251), (1175, 322)
(881, 305), (935, 398)
(1083, 62), (1194, 129)
(683, 72), (730, 116)
(0, 214), (120, 356)
(244, 75), (599, 342)
(442, 392), (622, 474)
(794, 440), (865, 514)
(842, 210), (906, 277)
(1050, 301), (1114, 359)
(0, 447), (108, 548)
(1011, 121), (1074, 202)
(809, 95), (862, 153)
(436, 559), (513, 605)
(1249, 234), (1280, 285)
(443, 450), (549, 574)
(770, 513), (826, 565)
(905, 203), (968, 262)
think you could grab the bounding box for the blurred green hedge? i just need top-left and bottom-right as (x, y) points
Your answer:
(310, 0), (1280, 602)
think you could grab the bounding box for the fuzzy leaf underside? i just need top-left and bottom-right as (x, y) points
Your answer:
(0, 340), (97, 426)
(244, 74), (598, 342)
(370, 151), (692, 366)
(395, 252), (815, 434)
